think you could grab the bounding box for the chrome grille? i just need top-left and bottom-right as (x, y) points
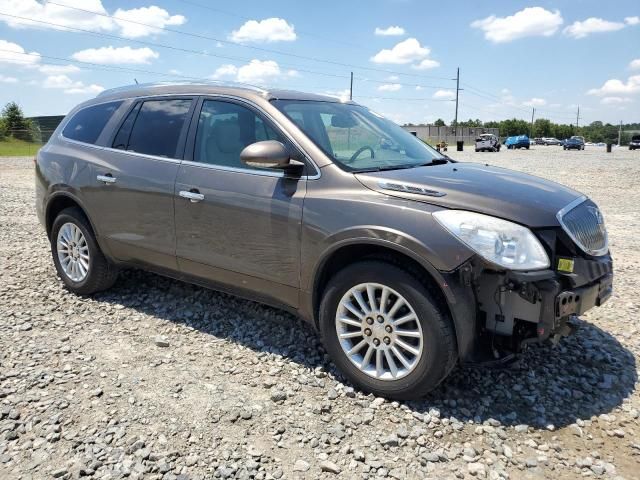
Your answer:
(557, 197), (608, 256)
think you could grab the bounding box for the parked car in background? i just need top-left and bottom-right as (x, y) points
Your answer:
(533, 137), (544, 145)
(541, 137), (562, 146)
(504, 135), (530, 149)
(35, 83), (613, 399)
(571, 135), (585, 144)
(475, 133), (501, 152)
(629, 135), (640, 150)
(563, 137), (585, 150)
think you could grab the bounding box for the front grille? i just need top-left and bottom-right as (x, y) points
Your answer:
(557, 198), (608, 256)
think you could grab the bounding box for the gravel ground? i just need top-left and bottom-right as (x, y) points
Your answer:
(1, 146), (639, 480)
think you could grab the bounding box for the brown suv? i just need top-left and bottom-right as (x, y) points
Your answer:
(36, 83), (613, 398)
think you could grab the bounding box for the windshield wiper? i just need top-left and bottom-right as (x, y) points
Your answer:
(418, 158), (450, 166)
(355, 164), (420, 173)
(355, 158), (450, 173)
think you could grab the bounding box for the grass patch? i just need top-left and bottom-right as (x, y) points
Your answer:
(0, 136), (43, 157)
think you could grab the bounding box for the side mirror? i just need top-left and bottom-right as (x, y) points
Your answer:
(240, 140), (303, 176)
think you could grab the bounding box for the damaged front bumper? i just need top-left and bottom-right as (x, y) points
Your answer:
(445, 253), (613, 363)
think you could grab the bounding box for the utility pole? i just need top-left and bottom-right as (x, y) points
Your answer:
(618, 120), (622, 146)
(576, 105), (580, 129)
(349, 72), (353, 101)
(530, 107), (535, 137)
(453, 67), (460, 137)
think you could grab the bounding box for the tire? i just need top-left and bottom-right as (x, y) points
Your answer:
(50, 207), (118, 295)
(319, 261), (457, 399)
(475, 148), (479, 152)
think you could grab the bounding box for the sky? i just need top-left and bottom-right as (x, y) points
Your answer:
(0, 0), (638, 126)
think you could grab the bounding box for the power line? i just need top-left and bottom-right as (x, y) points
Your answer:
(0, 12), (454, 93)
(0, 49), (456, 105)
(44, 1), (456, 81)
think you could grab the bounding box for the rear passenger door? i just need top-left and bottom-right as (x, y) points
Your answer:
(83, 97), (196, 270)
(174, 97), (307, 307)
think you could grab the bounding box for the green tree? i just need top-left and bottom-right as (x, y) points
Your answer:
(0, 117), (7, 140)
(433, 118), (446, 127)
(1, 102), (33, 141)
(533, 118), (553, 138)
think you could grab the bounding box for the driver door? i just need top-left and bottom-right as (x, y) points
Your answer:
(174, 97), (307, 307)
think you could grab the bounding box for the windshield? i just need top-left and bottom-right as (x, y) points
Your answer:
(272, 100), (447, 172)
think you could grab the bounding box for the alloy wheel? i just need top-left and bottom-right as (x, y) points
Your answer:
(335, 283), (424, 381)
(56, 222), (90, 282)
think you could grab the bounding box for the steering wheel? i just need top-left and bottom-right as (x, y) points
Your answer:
(349, 146), (375, 163)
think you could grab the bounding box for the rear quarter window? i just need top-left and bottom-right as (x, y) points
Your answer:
(62, 101), (123, 144)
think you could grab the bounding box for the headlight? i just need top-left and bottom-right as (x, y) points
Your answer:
(433, 210), (550, 270)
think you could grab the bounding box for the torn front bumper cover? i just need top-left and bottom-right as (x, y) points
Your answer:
(475, 264), (613, 346)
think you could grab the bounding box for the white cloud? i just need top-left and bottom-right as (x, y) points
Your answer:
(0, 0), (113, 32)
(0, 39), (40, 66)
(471, 7), (563, 43)
(0, 0), (185, 39)
(629, 59), (640, 70)
(523, 97), (547, 107)
(378, 83), (402, 92)
(601, 96), (632, 105)
(415, 86), (423, 91)
(65, 84), (104, 95)
(113, 6), (186, 38)
(42, 74), (103, 94)
(42, 74), (77, 89)
(563, 18), (625, 39)
(210, 59), (296, 84)
(433, 89), (455, 100)
(387, 75), (399, 81)
(230, 18), (296, 43)
(587, 75), (640, 96)
(237, 59), (282, 83)
(625, 16), (639, 26)
(371, 38), (431, 64)
(210, 64), (238, 79)
(375, 26), (405, 36)
(71, 46), (159, 65)
(38, 64), (81, 74)
(412, 58), (440, 70)
(0, 74), (18, 83)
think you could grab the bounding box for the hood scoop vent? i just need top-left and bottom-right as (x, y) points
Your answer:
(378, 181), (446, 198)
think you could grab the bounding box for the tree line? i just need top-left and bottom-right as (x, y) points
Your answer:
(0, 102), (40, 143)
(405, 118), (639, 144)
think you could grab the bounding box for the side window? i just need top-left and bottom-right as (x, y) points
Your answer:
(112, 103), (140, 150)
(63, 101), (122, 144)
(194, 100), (287, 168)
(119, 99), (192, 158)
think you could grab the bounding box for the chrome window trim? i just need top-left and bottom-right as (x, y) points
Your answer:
(556, 195), (609, 257)
(180, 160), (285, 178)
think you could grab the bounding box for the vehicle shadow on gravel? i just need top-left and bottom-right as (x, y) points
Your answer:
(99, 269), (637, 431)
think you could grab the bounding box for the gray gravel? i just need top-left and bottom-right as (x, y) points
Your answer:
(1, 146), (639, 479)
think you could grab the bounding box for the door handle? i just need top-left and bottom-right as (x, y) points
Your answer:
(97, 174), (116, 184)
(179, 190), (205, 203)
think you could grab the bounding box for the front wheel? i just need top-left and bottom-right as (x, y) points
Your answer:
(51, 207), (118, 295)
(319, 261), (457, 399)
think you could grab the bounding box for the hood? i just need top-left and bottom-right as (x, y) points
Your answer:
(355, 162), (583, 227)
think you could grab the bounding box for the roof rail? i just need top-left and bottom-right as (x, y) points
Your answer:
(97, 79), (268, 97)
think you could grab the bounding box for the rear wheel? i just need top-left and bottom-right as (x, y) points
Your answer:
(51, 207), (118, 295)
(319, 261), (457, 399)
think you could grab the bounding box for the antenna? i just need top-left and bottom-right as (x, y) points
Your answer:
(134, 78), (139, 84)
